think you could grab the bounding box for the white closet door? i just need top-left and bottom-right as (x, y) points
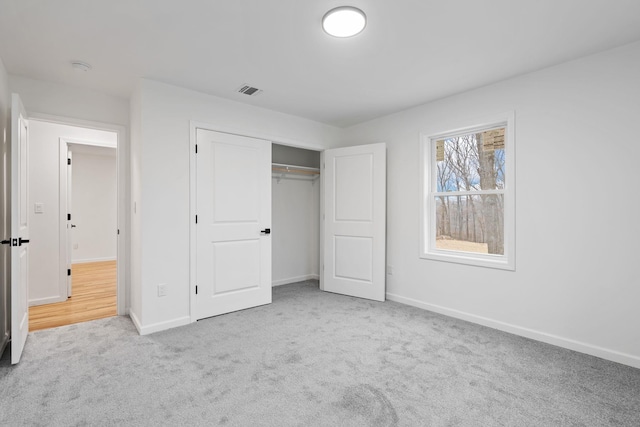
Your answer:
(195, 129), (272, 319)
(323, 143), (386, 301)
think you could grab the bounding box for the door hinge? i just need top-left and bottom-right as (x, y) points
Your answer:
(195, 144), (198, 154)
(67, 158), (71, 165)
(195, 215), (198, 224)
(68, 213), (71, 221)
(67, 268), (71, 276)
(117, 229), (120, 235)
(195, 285), (198, 294)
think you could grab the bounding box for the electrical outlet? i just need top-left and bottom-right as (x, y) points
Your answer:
(157, 284), (167, 297)
(387, 265), (393, 275)
(73, 243), (78, 250)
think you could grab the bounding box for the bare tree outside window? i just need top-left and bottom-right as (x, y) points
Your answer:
(434, 127), (506, 255)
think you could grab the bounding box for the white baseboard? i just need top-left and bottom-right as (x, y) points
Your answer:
(72, 257), (117, 264)
(29, 295), (67, 306)
(129, 310), (142, 334)
(129, 312), (191, 336)
(386, 292), (640, 369)
(272, 274), (319, 287)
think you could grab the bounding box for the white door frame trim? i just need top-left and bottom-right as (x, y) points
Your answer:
(31, 113), (127, 316)
(188, 120), (323, 323)
(58, 140), (71, 302)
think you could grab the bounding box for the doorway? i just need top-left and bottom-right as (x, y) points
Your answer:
(26, 120), (119, 331)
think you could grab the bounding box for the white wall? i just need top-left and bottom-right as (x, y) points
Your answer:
(0, 56), (11, 356)
(273, 144), (320, 168)
(28, 120), (116, 305)
(130, 79), (341, 333)
(9, 76), (129, 126)
(71, 149), (117, 263)
(272, 177), (319, 285)
(341, 41), (640, 368)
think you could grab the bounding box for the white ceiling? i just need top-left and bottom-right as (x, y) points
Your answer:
(1, 0), (640, 127)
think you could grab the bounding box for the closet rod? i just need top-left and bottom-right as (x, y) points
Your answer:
(272, 163), (320, 176)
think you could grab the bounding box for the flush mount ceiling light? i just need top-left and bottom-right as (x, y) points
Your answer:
(71, 61), (92, 72)
(322, 6), (366, 38)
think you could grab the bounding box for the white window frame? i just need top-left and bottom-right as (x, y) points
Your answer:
(420, 112), (515, 270)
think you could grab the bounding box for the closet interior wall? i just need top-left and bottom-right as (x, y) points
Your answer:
(271, 144), (320, 286)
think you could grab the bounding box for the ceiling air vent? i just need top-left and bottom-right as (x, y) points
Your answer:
(237, 84), (263, 96)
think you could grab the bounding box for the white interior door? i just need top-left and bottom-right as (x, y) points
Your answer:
(323, 143), (386, 301)
(66, 149), (73, 297)
(195, 129), (272, 320)
(10, 93), (30, 364)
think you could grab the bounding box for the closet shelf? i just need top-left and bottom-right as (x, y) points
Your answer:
(272, 163), (320, 184)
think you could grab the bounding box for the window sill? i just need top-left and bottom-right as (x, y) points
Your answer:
(420, 250), (515, 271)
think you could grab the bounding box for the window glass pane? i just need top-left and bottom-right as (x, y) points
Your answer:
(436, 127), (505, 192)
(435, 194), (504, 255)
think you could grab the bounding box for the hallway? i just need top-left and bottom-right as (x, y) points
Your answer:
(29, 261), (117, 331)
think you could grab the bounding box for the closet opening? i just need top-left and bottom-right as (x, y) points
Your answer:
(271, 144), (321, 288)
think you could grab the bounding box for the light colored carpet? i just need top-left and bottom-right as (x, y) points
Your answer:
(1, 281), (639, 426)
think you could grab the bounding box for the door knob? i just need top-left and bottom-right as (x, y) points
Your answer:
(260, 228), (271, 235)
(71, 224), (77, 228)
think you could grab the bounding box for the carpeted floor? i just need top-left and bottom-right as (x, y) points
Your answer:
(1, 281), (639, 426)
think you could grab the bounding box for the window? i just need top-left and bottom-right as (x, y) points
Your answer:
(420, 113), (515, 270)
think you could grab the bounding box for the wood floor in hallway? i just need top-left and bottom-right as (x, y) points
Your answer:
(29, 260), (117, 332)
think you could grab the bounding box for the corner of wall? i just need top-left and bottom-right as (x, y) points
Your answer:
(132, 315), (191, 336)
(128, 82), (143, 328)
(128, 308), (143, 335)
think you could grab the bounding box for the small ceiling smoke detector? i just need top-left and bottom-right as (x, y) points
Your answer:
(322, 6), (366, 38)
(237, 84), (263, 96)
(71, 61), (92, 72)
